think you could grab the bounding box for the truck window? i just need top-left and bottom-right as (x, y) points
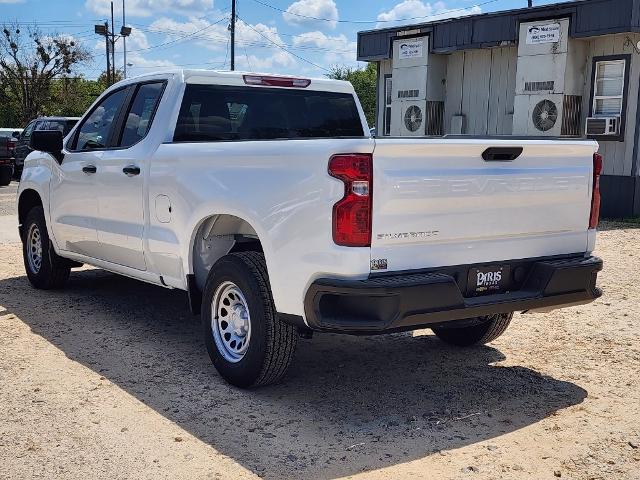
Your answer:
(174, 84), (365, 142)
(118, 82), (165, 148)
(20, 121), (37, 139)
(72, 88), (128, 151)
(44, 120), (78, 136)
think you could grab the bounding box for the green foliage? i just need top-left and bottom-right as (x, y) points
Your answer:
(326, 63), (377, 127)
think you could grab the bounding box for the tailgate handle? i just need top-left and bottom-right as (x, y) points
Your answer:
(482, 147), (523, 161)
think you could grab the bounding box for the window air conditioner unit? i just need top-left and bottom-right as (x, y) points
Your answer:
(585, 116), (620, 136)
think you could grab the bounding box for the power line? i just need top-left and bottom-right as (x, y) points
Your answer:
(236, 14), (329, 72)
(127, 16), (228, 53)
(249, 0), (501, 24)
(129, 23), (355, 55)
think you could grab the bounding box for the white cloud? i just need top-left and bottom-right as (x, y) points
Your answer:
(376, 0), (481, 28)
(292, 31), (356, 64)
(145, 17), (296, 72)
(0, 0), (25, 4)
(148, 16), (229, 52)
(234, 21), (296, 71)
(85, 0), (213, 18)
(283, 0), (338, 29)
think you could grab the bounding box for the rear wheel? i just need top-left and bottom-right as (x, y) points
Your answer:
(22, 206), (70, 289)
(432, 313), (513, 347)
(202, 252), (298, 388)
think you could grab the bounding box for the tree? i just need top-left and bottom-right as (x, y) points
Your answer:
(97, 69), (124, 87)
(0, 24), (91, 124)
(326, 63), (377, 127)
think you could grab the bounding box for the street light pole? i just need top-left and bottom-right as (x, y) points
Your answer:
(122, 0), (127, 78)
(95, 22), (111, 85)
(110, 2), (116, 82)
(95, 3), (131, 86)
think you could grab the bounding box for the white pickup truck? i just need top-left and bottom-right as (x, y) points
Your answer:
(18, 70), (603, 388)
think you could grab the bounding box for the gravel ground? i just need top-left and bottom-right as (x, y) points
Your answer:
(0, 191), (639, 479)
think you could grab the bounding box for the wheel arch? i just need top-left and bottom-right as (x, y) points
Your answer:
(188, 213), (268, 293)
(18, 188), (44, 240)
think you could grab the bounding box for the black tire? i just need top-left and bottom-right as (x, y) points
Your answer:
(432, 313), (513, 347)
(0, 166), (11, 186)
(202, 252), (298, 388)
(22, 206), (70, 289)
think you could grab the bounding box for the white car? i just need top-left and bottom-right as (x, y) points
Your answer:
(17, 70), (603, 388)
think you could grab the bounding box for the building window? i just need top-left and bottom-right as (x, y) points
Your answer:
(383, 75), (392, 136)
(592, 59), (626, 116)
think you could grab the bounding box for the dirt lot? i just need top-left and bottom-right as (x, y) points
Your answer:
(0, 187), (639, 479)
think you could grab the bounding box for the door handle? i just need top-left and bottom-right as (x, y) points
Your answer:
(482, 147), (523, 161)
(82, 165), (97, 174)
(123, 165), (141, 177)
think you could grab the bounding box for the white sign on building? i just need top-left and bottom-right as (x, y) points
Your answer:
(398, 40), (424, 59)
(526, 23), (561, 44)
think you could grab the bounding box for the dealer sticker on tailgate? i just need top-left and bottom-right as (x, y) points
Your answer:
(468, 265), (510, 296)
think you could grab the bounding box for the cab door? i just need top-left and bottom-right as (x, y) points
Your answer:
(93, 81), (165, 271)
(49, 87), (130, 257)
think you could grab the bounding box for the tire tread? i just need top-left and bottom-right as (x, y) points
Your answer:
(23, 206), (70, 289)
(433, 313), (513, 347)
(232, 251), (297, 387)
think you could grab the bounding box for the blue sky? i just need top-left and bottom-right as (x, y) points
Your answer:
(0, 0), (571, 78)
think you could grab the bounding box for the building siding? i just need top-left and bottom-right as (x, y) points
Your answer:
(443, 46), (517, 136)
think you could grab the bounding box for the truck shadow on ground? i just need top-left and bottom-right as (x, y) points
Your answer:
(0, 269), (587, 479)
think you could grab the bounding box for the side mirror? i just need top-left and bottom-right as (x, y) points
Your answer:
(30, 130), (64, 163)
(12, 131), (20, 139)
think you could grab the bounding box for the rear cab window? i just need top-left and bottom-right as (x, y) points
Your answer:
(118, 82), (165, 148)
(173, 84), (365, 142)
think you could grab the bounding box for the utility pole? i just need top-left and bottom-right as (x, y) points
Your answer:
(230, 0), (236, 71)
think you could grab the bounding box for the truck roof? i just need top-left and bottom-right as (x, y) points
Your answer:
(112, 69), (356, 94)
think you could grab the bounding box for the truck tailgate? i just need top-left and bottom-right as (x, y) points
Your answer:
(371, 138), (598, 272)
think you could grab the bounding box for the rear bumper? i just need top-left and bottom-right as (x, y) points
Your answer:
(303, 255), (603, 334)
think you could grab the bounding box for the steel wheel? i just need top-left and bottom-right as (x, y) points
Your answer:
(211, 281), (252, 363)
(26, 223), (43, 274)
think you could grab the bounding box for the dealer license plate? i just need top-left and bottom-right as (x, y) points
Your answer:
(467, 265), (510, 296)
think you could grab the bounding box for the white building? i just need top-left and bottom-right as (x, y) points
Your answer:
(357, 0), (640, 217)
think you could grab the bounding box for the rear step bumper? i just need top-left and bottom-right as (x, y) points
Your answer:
(304, 255), (603, 335)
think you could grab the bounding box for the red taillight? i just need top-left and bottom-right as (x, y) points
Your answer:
(328, 154), (372, 247)
(6, 139), (16, 149)
(243, 75), (311, 88)
(589, 152), (603, 229)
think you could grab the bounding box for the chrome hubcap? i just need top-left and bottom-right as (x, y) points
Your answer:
(27, 224), (43, 274)
(211, 281), (251, 363)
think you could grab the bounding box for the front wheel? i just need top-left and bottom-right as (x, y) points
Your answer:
(22, 206), (70, 289)
(202, 252), (298, 388)
(432, 313), (513, 347)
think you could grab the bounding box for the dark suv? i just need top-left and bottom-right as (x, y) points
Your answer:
(0, 129), (20, 186)
(13, 117), (79, 177)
